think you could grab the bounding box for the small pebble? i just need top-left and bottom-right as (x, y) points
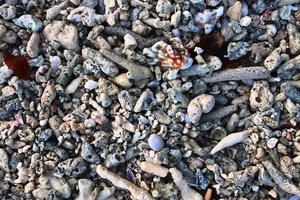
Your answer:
(148, 134), (164, 151)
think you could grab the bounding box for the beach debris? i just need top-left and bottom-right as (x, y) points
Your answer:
(169, 167), (203, 200)
(140, 161), (169, 177)
(96, 164), (154, 200)
(210, 130), (252, 154)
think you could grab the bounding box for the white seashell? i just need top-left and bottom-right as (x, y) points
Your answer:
(84, 80), (98, 90)
(240, 16), (252, 27)
(65, 74), (84, 94)
(267, 138), (278, 149)
(210, 130), (252, 154)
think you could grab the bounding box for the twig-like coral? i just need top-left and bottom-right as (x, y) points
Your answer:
(169, 168), (203, 200)
(200, 105), (238, 122)
(96, 165), (154, 200)
(99, 48), (153, 81)
(140, 161), (169, 177)
(202, 67), (271, 83)
(103, 27), (164, 48)
(210, 130), (252, 154)
(262, 160), (300, 196)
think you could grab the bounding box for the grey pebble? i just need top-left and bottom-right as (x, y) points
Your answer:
(134, 89), (156, 112)
(56, 55), (80, 86)
(57, 157), (87, 177)
(13, 14), (43, 32)
(118, 90), (135, 111)
(80, 143), (101, 164)
(0, 109), (11, 120)
(5, 98), (22, 112)
(181, 64), (212, 77)
(281, 83), (300, 103)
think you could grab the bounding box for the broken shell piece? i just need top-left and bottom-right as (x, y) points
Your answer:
(110, 73), (133, 89)
(187, 94), (215, 124)
(143, 38), (193, 69)
(140, 161), (168, 177)
(210, 130), (252, 154)
(169, 168), (203, 200)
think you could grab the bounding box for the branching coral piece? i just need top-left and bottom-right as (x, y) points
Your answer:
(169, 168), (203, 200)
(96, 165), (154, 200)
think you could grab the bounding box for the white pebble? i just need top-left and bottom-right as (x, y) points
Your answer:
(50, 56), (61, 70)
(124, 33), (137, 49)
(84, 80), (98, 90)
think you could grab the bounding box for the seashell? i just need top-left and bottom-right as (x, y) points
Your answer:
(210, 126), (227, 140)
(144, 38), (193, 69)
(267, 138), (278, 149)
(210, 130), (252, 154)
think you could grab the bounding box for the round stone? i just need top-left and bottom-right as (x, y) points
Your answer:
(148, 134), (164, 151)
